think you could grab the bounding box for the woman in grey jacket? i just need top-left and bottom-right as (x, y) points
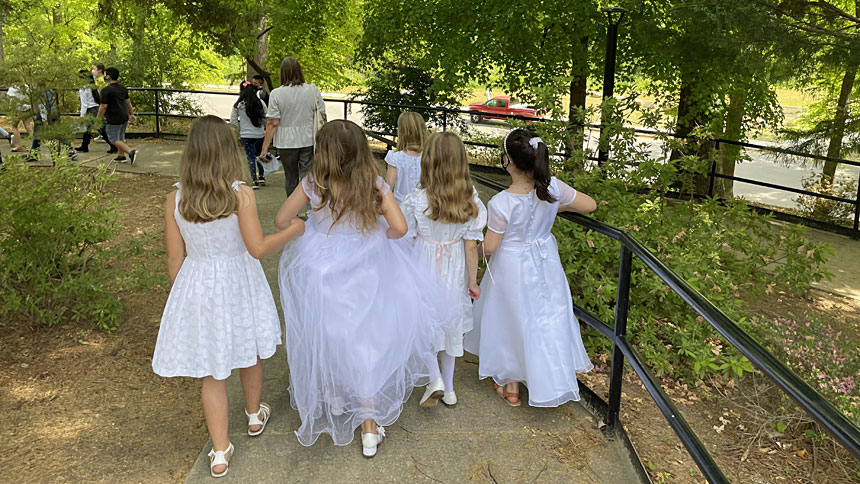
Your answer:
(231, 84), (268, 189)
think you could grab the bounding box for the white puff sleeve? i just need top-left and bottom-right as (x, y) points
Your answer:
(555, 177), (578, 206)
(465, 190), (488, 241)
(486, 196), (508, 234)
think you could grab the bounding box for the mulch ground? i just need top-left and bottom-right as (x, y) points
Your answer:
(0, 171), (206, 484)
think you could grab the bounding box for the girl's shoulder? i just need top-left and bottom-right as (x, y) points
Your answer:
(384, 149), (420, 166)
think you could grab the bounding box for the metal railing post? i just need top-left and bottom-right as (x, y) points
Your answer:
(708, 140), (719, 197)
(154, 90), (161, 137)
(607, 244), (633, 432)
(343, 100), (348, 120)
(598, 7), (626, 166)
(442, 111), (447, 132)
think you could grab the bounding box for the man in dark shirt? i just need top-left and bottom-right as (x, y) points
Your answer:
(97, 67), (137, 163)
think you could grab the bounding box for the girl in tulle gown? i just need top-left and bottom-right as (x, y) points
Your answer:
(153, 115), (305, 478)
(464, 128), (597, 408)
(401, 132), (487, 408)
(275, 120), (452, 458)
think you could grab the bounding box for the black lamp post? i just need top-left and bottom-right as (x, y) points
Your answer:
(597, 7), (626, 166)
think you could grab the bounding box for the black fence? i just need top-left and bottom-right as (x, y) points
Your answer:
(4, 86), (859, 239)
(119, 87), (860, 239)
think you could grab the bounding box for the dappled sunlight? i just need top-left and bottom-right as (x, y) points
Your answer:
(31, 414), (96, 443)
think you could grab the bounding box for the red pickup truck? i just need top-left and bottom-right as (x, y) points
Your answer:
(467, 96), (541, 123)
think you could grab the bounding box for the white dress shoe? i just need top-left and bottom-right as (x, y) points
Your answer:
(441, 391), (457, 407)
(419, 377), (445, 408)
(361, 426), (385, 458)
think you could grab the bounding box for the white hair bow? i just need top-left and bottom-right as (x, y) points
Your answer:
(528, 137), (543, 149)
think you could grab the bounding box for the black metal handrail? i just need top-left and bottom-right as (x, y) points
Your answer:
(468, 170), (860, 484)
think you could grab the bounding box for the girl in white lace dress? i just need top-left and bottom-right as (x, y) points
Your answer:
(385, 111), (428, 204)
(464, 128), (597, 408)
(152, 116), (305, 478)
(275, 120), (454, 458)
(402, 132), (487, 408)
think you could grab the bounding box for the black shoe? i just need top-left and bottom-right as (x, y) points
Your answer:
(129, 150), (137, 165)
(258, 177), (266, 186)
(252, 182), (260, 190)
(74, 145), (88, 152)
(114, 156), (127, 163)
(107, 148), (118, 154)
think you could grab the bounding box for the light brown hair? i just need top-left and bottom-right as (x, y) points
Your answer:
(310, 120), (383, 232)
(396, 111), (429, 152)
(178, 115), (248, 223)
(420, 132), (478, 224)
(279, 56), (306, 87)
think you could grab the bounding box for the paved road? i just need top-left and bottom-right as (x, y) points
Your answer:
(182, 90), (860, 216)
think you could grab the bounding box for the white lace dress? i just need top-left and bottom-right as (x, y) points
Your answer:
(402, 187), (487, 356)
(384, 150), (422, 204)
(152, 181), (282, 380)
(464, 177), (593, 407)
(278, 175), (458, 447)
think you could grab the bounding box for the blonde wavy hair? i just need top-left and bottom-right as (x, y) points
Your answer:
(178, 115), (248, 223)
(420, 132), (478, 224)
(310, 120), (383, 232)
(396, 111), (429, 152)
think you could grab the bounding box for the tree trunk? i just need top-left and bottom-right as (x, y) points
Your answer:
(566, 36), (588, 169)
(823, 64), (857, 182)
(670, 77), (713, 194)
(715, 90), (746, 198)
(247, 17), (272, 88)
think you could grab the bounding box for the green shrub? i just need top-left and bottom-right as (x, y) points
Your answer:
(0, 157), (124, 330)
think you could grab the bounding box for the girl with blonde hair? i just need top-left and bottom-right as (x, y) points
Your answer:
(152, 115), (305, 478)
(401, 131), (487, 407)
(275, 120), (456, 458)
(385, 111), (429, 204)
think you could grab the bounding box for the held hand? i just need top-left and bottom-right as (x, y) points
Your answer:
(468, 282), (481, 300)
(128, 114), (137, 124)
(290, 218), (306, 236)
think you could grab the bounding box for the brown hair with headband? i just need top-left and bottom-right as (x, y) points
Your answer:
(503, 128), (556, 203)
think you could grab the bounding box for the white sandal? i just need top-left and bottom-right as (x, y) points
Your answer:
(245, 402), (271, 436)
(208, 442), (233, 478)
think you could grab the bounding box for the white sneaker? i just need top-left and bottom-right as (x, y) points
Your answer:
(361, 426), (385, 458)
(419, 377), (445, 408)
(442, 391), (457, 407)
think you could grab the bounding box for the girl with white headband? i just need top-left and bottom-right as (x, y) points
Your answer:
(465, 127), (597, 407)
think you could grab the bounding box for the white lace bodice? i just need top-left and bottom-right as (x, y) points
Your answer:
(173, 181), (248, 260)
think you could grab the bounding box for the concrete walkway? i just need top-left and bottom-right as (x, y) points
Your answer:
(7, 139), (860, 482)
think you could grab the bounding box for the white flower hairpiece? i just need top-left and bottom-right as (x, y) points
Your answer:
(528, 137), (543, 149)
